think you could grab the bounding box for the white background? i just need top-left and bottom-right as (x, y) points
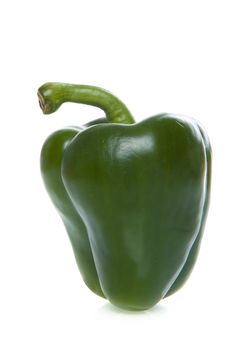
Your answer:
(1, 0), (232, 349)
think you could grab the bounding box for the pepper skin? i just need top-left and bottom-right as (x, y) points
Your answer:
(39, 83), (211, 310)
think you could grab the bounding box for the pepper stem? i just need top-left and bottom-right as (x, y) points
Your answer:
(38, 82), (135, 124)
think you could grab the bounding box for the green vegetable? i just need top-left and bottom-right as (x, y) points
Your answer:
(38, 82), (211, 310)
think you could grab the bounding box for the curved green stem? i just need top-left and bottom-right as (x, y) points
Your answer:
(38, 82), (135, 124)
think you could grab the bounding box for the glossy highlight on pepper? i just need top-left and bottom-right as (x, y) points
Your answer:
(39, 82), (211, 310)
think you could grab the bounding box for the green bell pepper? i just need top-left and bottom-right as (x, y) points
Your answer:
(38, 82), (211, 310)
